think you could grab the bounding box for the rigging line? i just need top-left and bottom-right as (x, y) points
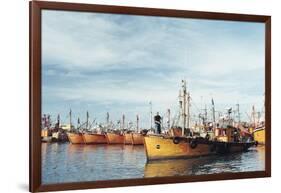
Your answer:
(189, 97), (202, 115)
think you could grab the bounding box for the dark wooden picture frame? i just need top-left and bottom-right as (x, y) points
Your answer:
(30, 1), (271, 192)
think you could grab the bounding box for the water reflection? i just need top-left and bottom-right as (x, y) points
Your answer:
(144, 147), (265, 177)
(42, 143), (265, 184)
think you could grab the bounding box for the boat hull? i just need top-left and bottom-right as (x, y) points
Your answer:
(82, 133), (107, 144)
(106, 133), (125, 144)
(253, 128), (265, 145)
(41, 129), (51, 137)
(132, 133), (144, 145)
(144, 135), (254, 161)
(124, 133), (133, 144)
(41, 136), (52, 143)
(67, 133), (84, 144)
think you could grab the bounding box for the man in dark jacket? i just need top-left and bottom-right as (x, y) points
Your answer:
(154, 112), (162, 134)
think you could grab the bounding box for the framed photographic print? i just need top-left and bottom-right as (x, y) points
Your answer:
(29, 1), (271, 192)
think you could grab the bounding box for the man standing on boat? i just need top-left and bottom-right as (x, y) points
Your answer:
(154, 112), (162, 134)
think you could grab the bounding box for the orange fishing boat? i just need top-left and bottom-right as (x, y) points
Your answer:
(82, 133), (107, 144)
(106, 133), (125, 144)
(67, 132), (84, 144)
(132, 133), (144, 145)
(131, 115), (145, 145)
(124, 133), (133, 144)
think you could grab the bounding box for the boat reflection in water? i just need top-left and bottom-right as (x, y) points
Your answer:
(144, 147), (265, 178)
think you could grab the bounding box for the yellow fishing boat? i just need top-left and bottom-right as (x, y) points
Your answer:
(253, 127), (265, 145)
(144, 131), (254, 161)
(144, 80), (255, 161)
(144, 135), (215, 160)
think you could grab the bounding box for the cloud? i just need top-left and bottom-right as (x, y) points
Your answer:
(42, 10), (265, 126)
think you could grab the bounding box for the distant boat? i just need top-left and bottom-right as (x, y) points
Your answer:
(41, 114), (52, 142)
(82, 133), (107, 144)
(131, 115), (145, 145)
(132, 133), (144, 145)
(52, 131), (68, 142)
(106, 132), (125, 144)
(66, 109), (84, 144)
(124, 133), (133, 144)
(41, 129), (52, 143)
(106, 114), (126, 144)
(67, 132), (84, 144)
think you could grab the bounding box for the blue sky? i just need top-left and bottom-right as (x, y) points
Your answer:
(42, 10), (265, 128)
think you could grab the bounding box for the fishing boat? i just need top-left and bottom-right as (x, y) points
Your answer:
(249, 105), (265, 145)
(132, 133), (144, 145)
(83, 133), (107, 144)
(67, 132), (84, 144)
(66, 109), (84, 144)
(106, 114), (126, 144)
(106, 132), (125, 144)
(253, 127), (265, 145)
(79, 111), (108, 144)
(144, 80), (255, 161)
(41, 114), (52, 142)
(131, 115), (145, 145)
(41, 129), (52, 142)
(124, 133), (133, 144)
(123, 115), (133, 144)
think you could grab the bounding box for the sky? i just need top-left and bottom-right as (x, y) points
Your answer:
(42, 10), (265, 128)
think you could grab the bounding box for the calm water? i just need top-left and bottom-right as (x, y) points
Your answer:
(42, 143), (265, 184)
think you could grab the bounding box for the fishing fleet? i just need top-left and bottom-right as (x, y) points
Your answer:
(41, 80), (265, 161)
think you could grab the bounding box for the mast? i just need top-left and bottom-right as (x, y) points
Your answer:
(77, 117), (80, 128)
(69, 109), (72, 130)
(106, 112), (109, 131)
(181, 80), (187, 136)
(204, 104), (207, 125)
(57, 114), (60, 127)
(211, 98), (216, 127)
(122, 114), (125, 130)
(187, 92), (190, 129)
(167, 109), (171, 130)
(136, 114), (139, 133)
(86, 111), (89, 130)
(252, 105), (256, 128)
(236, 103), (240, 125)
(257, 111), (261, 126)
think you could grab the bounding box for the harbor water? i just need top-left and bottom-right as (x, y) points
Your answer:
(42, 143), (265, 184)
